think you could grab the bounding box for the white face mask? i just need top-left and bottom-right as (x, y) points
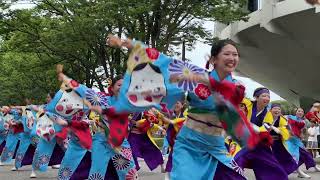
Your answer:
(55, 90), (84, 117)
(25, 110), (35, 130)
(36, 113), (55, 142)
(3, 114), (14, 130)
(127, 64), (166, 107)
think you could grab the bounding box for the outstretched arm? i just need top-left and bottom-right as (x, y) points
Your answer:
(106, 34), (133, 49)
(56, 64), (72, 87)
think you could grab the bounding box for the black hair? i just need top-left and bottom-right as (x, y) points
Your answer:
(39, 112), (45, 118)
(65, 89), (73, 93)
(177, 100), (187, 113)
(65, 88), (82, 98)
(133, 63), (161, 74)
(111, 75), (123, 87)
(311, 101), (320, 108)
(294, 107), (305, 114)
(48, 92), (56, 99)
(210, 39), (239, 57)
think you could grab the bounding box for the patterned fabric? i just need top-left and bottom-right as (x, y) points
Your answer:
(0, 132), (19, 163)
(168, 59), (205, 91)
(85, 89), (110, 108)
(112, 154), (131, 170)
(32, 138), (65, 172)
(286, 115), (305, 138)
(58, 138), (87, 180)
(171, 126), (246, 179)
(125, 168), (138, 180)
(89, 132), (136, 180)
(1, 147), (14, 162)
(113, 42), (184, 113)
(88, 173), (104, 180)
(14, 133), (34, 168)
(58, 167), (73, 180)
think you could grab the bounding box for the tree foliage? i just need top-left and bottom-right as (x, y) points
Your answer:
(0, 0), (248, 105)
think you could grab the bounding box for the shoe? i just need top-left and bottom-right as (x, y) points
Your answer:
(165, 172), (170, 180)
(30, 171), (37, 178)
(51, 164), (60, 169)
(161, 166), (166, 173)
(297, 167), (311, 178)
(11, 167), (18, 171)
(315, 165), (320, 172)
(0, 162), (4, 166)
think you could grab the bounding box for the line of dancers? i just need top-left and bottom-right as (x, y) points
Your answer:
(0, 33), (319, 180)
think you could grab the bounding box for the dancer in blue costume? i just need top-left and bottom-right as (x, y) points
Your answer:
(11, 101), (39, 171)
(286, 107), (320, 178)
(88, 75), (137, 180)
(0, 111), (8, 155)
(46, 68), (93, 180)
(0, 107), (22, 166)
(105, 35), (257, 180)
(235, 88), (288, 180)
(30, 93), (66, 178)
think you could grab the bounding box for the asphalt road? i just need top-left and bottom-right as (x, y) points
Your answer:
(0, 158), (320, 180)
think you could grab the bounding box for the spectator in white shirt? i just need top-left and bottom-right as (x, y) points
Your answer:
(307, 122), (318, 158)
(316, 123), (320, 158)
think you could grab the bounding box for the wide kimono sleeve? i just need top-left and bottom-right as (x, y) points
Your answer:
(279, 116), (290, 141)
(242, 98), (253, 119)
(112, 42), (186, 113)
(45, 74), (99, 121)
(20, 107), (38, 137)
(261, 111), (273, 130)
(146, 124), (163, 149)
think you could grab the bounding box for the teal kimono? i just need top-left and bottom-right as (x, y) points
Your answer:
(88, 95), (136, 180)
(0, 110), (21, 164)
(14, 107), (39, 169)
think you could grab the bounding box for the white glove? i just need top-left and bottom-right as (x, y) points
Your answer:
(263, 123), (271, 130)
(271, 126), (281, 134)
(252, 124), (260, 133)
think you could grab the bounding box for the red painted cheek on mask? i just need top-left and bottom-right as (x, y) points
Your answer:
(56, 105), (64, 112)
(129, 95), (138, 103)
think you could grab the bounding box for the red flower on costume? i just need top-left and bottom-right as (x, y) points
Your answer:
(146, 48), (159, 60)
(194, 83), (211, 100)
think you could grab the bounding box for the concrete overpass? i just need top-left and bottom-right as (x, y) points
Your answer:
(216, 0), (320, 108)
